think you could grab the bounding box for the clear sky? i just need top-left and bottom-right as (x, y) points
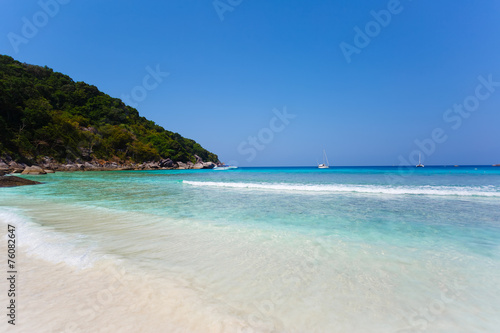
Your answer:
(1, 0), (500, 166)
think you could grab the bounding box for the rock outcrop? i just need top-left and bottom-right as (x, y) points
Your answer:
(159, 158), (176, 168)
(0, 176), (42, 187)
(21, 166), (47, 175)
(0, 161), (8, 171)
(176, 162), (188, 170)
(203, 162), (216, 169)
(0, 156), (220, 174)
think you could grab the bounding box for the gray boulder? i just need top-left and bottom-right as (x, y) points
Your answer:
(8, 161), (22, 169)
(11, 162), (27, 173)
(83, 162), (95, 170)
(193, 163), (204, 169)
(0, 161), (9, 171)
(21, 166), (47, 175)
(202, 162), (216, 169)
(148, 162), (160, 169)
(62, 163), (79, 171)
(159, 158), (175, 168)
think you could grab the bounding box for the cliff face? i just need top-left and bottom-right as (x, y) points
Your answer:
(0, 55), (219, 165)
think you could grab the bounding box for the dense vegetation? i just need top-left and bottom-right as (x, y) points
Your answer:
(0, 55), (218, 164)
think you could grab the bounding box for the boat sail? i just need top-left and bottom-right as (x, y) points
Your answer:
(318, 150), (330, 169)
(416, 153), (424, 168)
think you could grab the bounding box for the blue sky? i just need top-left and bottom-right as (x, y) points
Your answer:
(1, 0), (499, 166)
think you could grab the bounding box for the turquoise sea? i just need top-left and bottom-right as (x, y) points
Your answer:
(1, 166), (500, 332)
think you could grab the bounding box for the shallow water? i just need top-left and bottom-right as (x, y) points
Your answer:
(1, 166), (499, 332)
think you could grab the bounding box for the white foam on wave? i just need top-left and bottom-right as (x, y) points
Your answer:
(183, 180), (500, 197)
(0, 208), (100, 269)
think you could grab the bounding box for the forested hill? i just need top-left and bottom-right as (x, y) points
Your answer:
(0, 55), (218, 164)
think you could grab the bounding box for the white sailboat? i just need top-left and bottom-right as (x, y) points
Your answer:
(318, 150), (330, 169)
(416, 153), (424, 168)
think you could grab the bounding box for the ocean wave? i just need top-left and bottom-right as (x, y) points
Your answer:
(0, 208), (101, 269)
(183, 181), (500, 197)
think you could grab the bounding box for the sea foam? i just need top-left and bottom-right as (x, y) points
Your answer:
(183, 180), (500, 197)
(0, 208), (100, 269)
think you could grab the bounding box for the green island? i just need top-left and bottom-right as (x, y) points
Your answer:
(0, 54), (219, 179)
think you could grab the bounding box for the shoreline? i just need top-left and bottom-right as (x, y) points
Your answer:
(0, 157), (218, 174)
(0, 157), (218, 187)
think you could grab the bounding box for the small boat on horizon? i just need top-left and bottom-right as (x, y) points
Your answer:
(416, 153), (424, 168)
(318, 150), (330, 169)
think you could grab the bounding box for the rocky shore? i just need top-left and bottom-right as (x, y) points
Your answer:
(0, 175), (42, 187)
(0, 155), (217, 176)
